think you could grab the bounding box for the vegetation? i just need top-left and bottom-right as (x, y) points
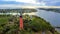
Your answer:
(0, 9), (37, 13)
(39, 8), (60, 13)
(0, 15), (59, 34)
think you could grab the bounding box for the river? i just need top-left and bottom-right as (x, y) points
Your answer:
(35, 9), (60, 33)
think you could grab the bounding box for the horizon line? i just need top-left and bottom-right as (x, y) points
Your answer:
(0, 6), (60, 9)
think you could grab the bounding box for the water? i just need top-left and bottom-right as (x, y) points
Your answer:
(35, 9), (60, 33)
(36, 9), (60, 27)
(55, 28), (60, 33)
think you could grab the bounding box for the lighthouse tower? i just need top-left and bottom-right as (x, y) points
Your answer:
(20, 11), (23, 30)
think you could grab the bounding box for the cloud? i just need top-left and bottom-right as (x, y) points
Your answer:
(0, 0), (46, 9)
(40, 0), (60, 6)
(0, 0), (60, 6)
(1, 0), (46, 6)
(0, 0), (60, 9)
(0, 4), (38, 9)
(3, 0), (39, 4)
(44, 0), (60, 3)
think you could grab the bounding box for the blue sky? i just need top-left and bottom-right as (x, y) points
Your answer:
(0, 0), (60, 8)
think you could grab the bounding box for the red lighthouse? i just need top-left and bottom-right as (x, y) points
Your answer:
(19, 11), (23, 30)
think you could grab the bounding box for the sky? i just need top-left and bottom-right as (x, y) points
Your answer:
(0, 0), (60, 8)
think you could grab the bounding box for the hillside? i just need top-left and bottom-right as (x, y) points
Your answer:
(39, 8), (60, 13)
(0, 15), (59, 34)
